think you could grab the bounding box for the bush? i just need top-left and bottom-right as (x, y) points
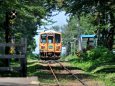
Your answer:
(81, 46), (115, 63)
(27, 53), (39, 61)
(66, 46), (115, 72)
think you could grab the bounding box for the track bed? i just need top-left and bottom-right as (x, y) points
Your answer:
(29, 60), (105, 86)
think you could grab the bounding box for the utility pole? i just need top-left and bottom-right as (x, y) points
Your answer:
(77, 14), (82, 52)
(4, 10), (17, 66)
(73, 38), (77, 55)
(70, 42), (73, 55)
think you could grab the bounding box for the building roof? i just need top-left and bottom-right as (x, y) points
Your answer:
(80, 34), (96, 38)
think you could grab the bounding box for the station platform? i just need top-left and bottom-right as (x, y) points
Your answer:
(0, 77), (39, 86)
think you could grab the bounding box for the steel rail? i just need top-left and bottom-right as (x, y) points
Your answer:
(47, 62), (60, 86)
(56, 61), (88, 86)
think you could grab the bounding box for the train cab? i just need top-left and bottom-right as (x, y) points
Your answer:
(39, 30), (62, 60)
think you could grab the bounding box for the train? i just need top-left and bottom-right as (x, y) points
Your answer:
(39, 30), (62, 60)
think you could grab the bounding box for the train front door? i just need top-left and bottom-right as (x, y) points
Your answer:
(47, 35), (54, 52)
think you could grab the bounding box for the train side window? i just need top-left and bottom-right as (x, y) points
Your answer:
(41, 34), (47, 43)
(48, 36), (53, 43)
(55, 34), (61, 43)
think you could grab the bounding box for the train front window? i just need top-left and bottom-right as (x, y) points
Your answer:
(41, 34), (47, 43)
(55, 34), (61, 43)
(48, 36), (53, 43)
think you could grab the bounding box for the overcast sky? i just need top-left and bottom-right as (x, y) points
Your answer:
(33, 11), (68, 54)
(50, 11), (68, 26)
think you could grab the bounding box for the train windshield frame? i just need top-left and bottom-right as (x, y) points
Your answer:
(55, 34), (61, 43)
(48, 36), (53, 43)
(41, 34), (47, 43)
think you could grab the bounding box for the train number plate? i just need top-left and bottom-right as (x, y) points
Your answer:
(48, 46), (53, 49)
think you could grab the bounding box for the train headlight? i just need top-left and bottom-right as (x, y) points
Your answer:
(56, 46), (60, 51)
(41, 46), (45, 49)
(56, 46), (60, 49)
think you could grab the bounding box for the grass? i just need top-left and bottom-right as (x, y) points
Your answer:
(64, 55), (115, 72)
(94, 73), (115, 86)
(26, 54), (115, 85)
(61, 55), (93, 71)
(71, 60), (93, 71)
(62, 55), (115, 86)
(92, 65), (115, 73)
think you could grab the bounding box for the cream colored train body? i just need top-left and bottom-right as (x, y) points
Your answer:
(39, 30), (62, 60)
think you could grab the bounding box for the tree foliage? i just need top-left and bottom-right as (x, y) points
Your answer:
(0, 0), (59, 53)
(62, 14), (97, 54)
(62, 14), (97, 45)
(0, 0), (115, 53)
(61, 0), (115, 50)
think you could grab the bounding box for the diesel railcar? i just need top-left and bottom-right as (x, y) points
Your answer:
(39, 30), (62, 60)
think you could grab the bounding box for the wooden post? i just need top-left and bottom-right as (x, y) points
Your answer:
(0, 38), (27, 76)
(4, 11), (11, 67)
(4, 10), (17, 67)
(20, 38), (27, 77)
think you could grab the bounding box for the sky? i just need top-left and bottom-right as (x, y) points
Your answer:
(49, 11), (68, 26)
(33, 11), (68, 54)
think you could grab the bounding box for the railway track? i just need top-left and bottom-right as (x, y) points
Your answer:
(46, 60), (88, 86)
(48, 62), (60, 86)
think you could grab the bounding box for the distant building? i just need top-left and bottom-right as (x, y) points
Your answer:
(61, 46), (67, 56)
(78, 34), (97, 51)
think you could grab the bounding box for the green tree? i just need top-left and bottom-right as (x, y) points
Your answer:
(0, 0), (59, 53)
(62, 14), (97, 54)
(62, 14), (97, 45)
(52, 25), (61, 31)
(61, 0), (115, 50)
